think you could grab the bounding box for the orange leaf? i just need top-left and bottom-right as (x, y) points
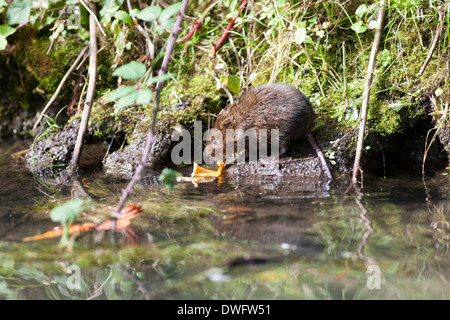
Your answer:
(22, 205), (143, 242)
(180, 160), (224, 185)
(22, 226), (64, 241)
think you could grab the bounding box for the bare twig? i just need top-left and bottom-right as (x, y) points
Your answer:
(79, 0), (107, 37)
(182, 0), (217, 43)
(113, 0), (189, 215)
(67, 1), (98, 175)
(422, 97), (448, 176)
(307, 133), (333, 181)
(46, 5), (67, 54)
(417, 4), (446, 76)
(212, 0), (247, 53)
(33, 46), (88, 130)
(348, 0), (386, 191)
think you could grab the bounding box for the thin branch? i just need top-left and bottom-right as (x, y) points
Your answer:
(212, 0), (247, 53)
(67, 1), (98, 175)
(307, 133), (333, 181)
(348, 0), (386, 191)
(79, 0), (107, 37)
(113, 0), (189, 215)
(417, 4), (446, 76)
(33, 46), (88, 130)
(46, 5), (67, 54)
(182, 0), (217, 43)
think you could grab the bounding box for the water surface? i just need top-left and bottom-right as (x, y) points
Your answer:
(0, 139), (449, 299)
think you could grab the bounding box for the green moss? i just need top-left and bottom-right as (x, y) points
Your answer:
(20, 34), (85, 97)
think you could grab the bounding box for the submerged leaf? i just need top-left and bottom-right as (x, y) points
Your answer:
(23, 205), (143, 242)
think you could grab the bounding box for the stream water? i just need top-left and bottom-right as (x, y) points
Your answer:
(0, 139), (449, 300)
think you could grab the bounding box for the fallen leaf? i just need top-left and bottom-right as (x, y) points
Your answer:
(23, 205), (143, 242)
(180, 160), (224, 185)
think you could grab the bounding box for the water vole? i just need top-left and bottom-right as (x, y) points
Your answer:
(205, 83), (332, 179)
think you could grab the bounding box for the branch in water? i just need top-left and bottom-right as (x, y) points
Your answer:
(113, 0), (190, 215)
(68, 1), (98, 175)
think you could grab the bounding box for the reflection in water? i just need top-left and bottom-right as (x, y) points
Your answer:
(0, 139), (449, 299)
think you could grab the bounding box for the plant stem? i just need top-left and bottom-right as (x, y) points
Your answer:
(212, 0), (247, 53)
(33, 46), (88, 130)
(68, 1), (97, 175)
(182, 0), (217, 43)
(113, 0), (189, 215)
(349, 0), (386, 190)
(417, 4), (446, 76)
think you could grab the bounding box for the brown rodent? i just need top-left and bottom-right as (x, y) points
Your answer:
(204, 83), (333, 180)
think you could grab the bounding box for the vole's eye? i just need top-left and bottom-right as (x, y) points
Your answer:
(222, 118), (232, 128)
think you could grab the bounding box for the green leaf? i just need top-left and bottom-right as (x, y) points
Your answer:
(160, 17), (176, 29)
(0, 37), (7, 51)
(389, 103), (406, 112)
(158, 2), (181, 22)
(351, 21), (367, 34)
(355, 4), (367, 17)
(159, 168), (181, 190)
(368, 20), (378, 30)
(276, 0), (286, 8)
(6, 0), (31, 25)
(146, 73), (173, 84)
(105, 85), (135, 102)
(50, 199), (87, 225)
(0, 0), (8, 7)
(115, 10), (133, 27)
(136, 5), (161, 22)
(116, 91), (138, 110)
(0, 25), (16, 38)
(112, 61), (147, 80)
(129, 8), (140, 18)
(227, 75), (240, 94)
(295, 27), (306, 45)
(135, 88), (153, 105)
(380, 49), (391, 67)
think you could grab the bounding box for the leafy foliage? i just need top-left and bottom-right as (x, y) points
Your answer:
(50, 198), (90, 247)
(6, 0), (31, 25)
(0, 24), (15, 50)
(112, 61), (147, 80)
(159, 168), (181, 190)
